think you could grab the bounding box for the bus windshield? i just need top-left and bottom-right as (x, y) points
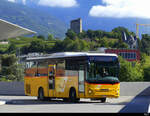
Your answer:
(87, 57), (119, 84)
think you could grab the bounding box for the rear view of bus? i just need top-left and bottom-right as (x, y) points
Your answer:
(85, 54), (120, 102)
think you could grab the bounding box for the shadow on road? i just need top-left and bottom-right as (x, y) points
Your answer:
(119, 86), (150, 113)
(5, 98), (129, 106)
(6, 99), (102, 105)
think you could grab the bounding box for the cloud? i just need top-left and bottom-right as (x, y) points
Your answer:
(89, 0), (150, 19)
(7, 0), (26, 4)
(38, 0), (78, 8)
(7, 0), (15, 2)
(22, 0), (26, 5)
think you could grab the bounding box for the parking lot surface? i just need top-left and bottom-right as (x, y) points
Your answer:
(0, 96), (134, 113)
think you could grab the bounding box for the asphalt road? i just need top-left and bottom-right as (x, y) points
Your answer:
(0, 96), (134, 113)
(120, 96), (150, 113)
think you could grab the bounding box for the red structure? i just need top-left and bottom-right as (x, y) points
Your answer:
(105, 49), (140, 62)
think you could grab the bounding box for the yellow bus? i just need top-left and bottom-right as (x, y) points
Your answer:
(24, 52), (120, 102)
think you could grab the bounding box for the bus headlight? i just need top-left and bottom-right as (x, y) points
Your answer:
(116, 89), (120, 95)
(117, 89), (120, 94)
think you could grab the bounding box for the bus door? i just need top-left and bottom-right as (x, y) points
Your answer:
(78, 64), (85, 96)
(48, 64), (56, 97)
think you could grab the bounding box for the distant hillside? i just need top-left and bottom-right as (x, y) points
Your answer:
(29, 0), (150, 39)
(0, 0), (67, 39)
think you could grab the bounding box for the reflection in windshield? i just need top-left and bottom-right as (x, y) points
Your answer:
(87, 61), (119, 81)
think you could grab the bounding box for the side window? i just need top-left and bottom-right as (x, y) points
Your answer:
(65, 59), (80, 70)
(25, 61), (37, 77)
(122, 52), (125, 58)
(57, 61), (65, 70)
(26, 62), (30, 69)
(131, 53), (134, 59)
(125, 53), (127, 59)
(133, 53), (136, 59)
(128, 53), (131, 59)
(37, 61), (48, 76)
(26, 61), (37, 68)
(56, 60), (65, 76)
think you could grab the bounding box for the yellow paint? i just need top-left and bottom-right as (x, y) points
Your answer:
(24, 76), (78, 98)
(24, 76), (49, 97)
(85, 82), (120, 98)
(24, 75), (120, 99)
(25, 63), (120, 99)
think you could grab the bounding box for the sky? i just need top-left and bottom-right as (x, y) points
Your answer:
(6, 0), (150, 19)
(89, 0), (150, 19)
(7, 0), (78, 7)
(5, 0), (150, 38)
(38, 0), (78, 8)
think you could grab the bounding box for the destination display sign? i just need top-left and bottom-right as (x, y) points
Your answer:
(88, 56), (117, 62)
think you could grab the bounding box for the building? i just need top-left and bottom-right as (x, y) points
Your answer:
(105, 48), (140, 62)
(0, 18), (36, 67)
(0, 18), (36, 40)
(70, 18), (82, 34)
(99, 32), (140, 62)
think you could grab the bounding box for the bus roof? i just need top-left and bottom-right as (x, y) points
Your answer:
(26, 52), (118, 61)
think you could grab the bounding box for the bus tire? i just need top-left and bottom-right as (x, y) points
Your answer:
(37, 87), (45, 101)
(69, 88), (77, 103)
(100, 98), (106, 103)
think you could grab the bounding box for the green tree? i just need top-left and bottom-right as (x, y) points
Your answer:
(143, 66), (150, 81)
(98, 37), (109, 47)
(20, 45), (30, 55)
(65, 29), (77, 40)
(1, 54), (24, 81)
(112, 26), (130, 39)
(140, 53), (150, 81)
(94, 30), (104, 38)
(118, 56), (143, 82)
(79, 39), (90, 51)
(51, 40), (64, 53)
(77, 30), (87, 39)
(141, 34), (150, 55)
(47, 34), (55, 41)
(113, 38), (129, 49)
(87, 29), (95, 40)
(37, 35), (45, 40)
(1, 54), (17, 66)
(62, 37), (74, 51)
(7, 43), (17, 54)
(53, 37), (91, 52)
(29, 40), (46, 53)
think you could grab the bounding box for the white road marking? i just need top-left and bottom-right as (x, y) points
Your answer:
(148, 104), (150, 113)
(0, 100), (6, 105)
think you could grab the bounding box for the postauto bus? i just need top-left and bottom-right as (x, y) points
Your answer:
(24, 52), (120, 102)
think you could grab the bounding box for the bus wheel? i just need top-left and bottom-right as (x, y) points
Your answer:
(69, 88), (77, 103)
(38, 88), (44, 101)
(100, 98), (106, 103)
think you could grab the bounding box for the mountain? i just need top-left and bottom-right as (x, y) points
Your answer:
(0, 0), (68, 39)
(3, 0), (150, 39)
(17, 0), (150, 39)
